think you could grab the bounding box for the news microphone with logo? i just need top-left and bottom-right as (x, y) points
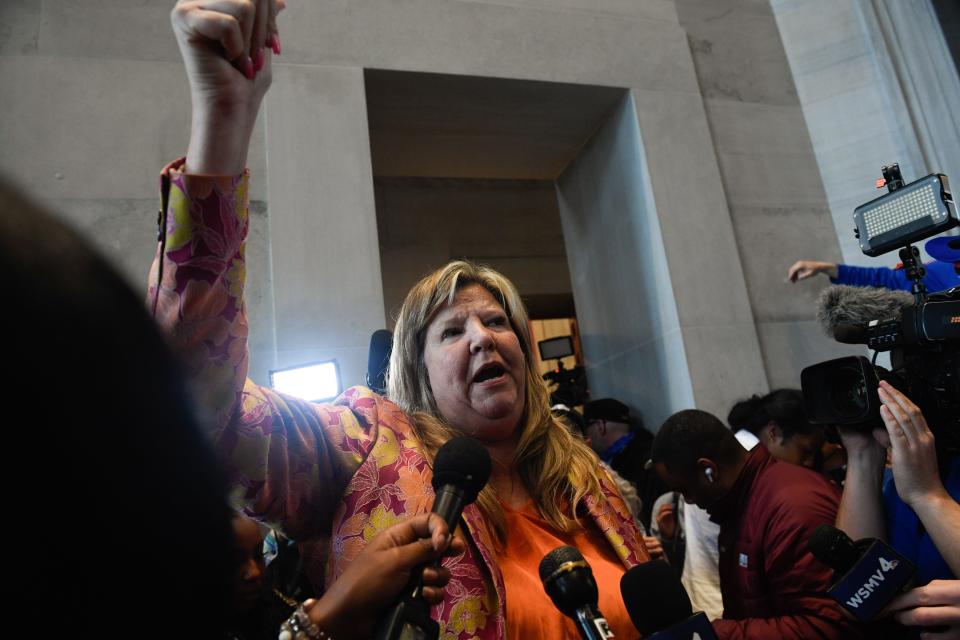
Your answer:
(808, 524), (915, 621)
(539, 546), (616, 640)
(374, 437), (492, 640)
(620, 560), (718, 640)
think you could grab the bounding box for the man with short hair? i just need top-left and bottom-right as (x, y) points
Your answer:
(650, 409), (859, 640)
(584, 399), (641, 467)
(584, 398), (663, 528)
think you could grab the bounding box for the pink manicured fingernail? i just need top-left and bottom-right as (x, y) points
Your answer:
(253, 47), (265, 72)
(271, 34), (282, 56)
(242, 56), (254, 80)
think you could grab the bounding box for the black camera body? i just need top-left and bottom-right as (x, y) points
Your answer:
(538, 335), (590, 407)
(864, 296), (960, 349)
(543, 360), (589, 407)
(800, 164), (959, 438)
(802, 289), (959, 430)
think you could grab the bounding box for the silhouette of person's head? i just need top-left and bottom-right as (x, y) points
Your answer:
(0, 180), (234, 637)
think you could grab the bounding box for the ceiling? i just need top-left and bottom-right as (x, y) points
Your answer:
(364, 69), (627, 180)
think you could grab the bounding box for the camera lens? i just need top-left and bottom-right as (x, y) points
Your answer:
(829, 364), (868, 419)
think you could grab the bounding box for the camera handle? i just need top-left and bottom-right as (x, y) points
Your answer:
(882, 164), (928, 305)
(898, 244), (927, 304)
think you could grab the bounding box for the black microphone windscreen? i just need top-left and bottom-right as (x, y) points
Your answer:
(539, 545), (601, 620)
(366, 329), (393, 394)
(538, 545), (585, 584)
(816, 285), (912, 338)
(432, 437), (492, 503)
(807, 524), (860, 575)
(620, 560), (692, 636)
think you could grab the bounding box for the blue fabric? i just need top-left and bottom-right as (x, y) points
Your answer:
(883, 456), (960, 585)
(832, 261), (959, 293)
(601, 432), (635, 464)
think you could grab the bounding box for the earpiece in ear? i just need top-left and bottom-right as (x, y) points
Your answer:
(704, 467), (715, 483)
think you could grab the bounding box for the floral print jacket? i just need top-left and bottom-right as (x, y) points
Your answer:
(147, 159), (650, 640)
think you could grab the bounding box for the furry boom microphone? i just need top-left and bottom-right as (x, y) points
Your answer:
(816, 285), (913, 342)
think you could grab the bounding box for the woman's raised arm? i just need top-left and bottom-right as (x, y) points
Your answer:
(150, 1), (379, 542)
(171, 0), (282, 175)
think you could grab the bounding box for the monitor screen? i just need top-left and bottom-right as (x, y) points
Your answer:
(270, 360), (341, 402)
(538, 335), (574, 361)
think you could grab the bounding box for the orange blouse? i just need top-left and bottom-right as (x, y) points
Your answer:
(496, 501), (639, 639)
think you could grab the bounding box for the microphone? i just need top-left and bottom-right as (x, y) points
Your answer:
(620, 560), (718, 640)
(374, 437), (491, 640)
(807, 523), (863, 575)
(539, 546), (616, 640)
(807, 524), (915, 621)
(428, 436), (492, 532)
(816, 285), (912, 341)
(366, 329), (393, 395)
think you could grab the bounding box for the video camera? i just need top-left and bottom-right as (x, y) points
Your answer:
(538, 335), (589, 407)
(801, 165), (960, 440)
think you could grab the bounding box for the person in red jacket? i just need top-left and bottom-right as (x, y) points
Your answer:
(649, 409), (860, 639)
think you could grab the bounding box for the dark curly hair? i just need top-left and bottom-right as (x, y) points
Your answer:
(727, 388), (818, 441)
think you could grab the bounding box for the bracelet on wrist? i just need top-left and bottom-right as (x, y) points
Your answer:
(278, 603), (334, 640)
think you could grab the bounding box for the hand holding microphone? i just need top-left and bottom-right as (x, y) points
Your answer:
(374, 436), (492, 640)
(304, 513), (465, 640)
(884, 579), (960, 636)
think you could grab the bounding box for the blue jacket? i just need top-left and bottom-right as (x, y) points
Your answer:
(831, 261), (959, 292)
(883, 456), (960, 585)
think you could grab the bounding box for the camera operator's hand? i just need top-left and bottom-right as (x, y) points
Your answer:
(835, 423), (890, 542)
(787, 260), (838, 283)
(877, 381), (944, 507)
(885, 580), (960, 639)
(303, 513), (466, 640)
(837, 423), (887, 461)
(877, 381), (960, 577)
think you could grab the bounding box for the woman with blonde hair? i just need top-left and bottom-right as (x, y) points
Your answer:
(155, 2), (649, 638)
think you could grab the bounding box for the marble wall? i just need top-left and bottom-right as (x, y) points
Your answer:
(674, 0), (864, 392)
(0, 2), (277, 385)
(772, 0), (960, 267)
(557, 94), (697, 429)
(374, 178), (572, 326)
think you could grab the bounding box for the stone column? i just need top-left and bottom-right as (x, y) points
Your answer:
(264, 66), (386, 391)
